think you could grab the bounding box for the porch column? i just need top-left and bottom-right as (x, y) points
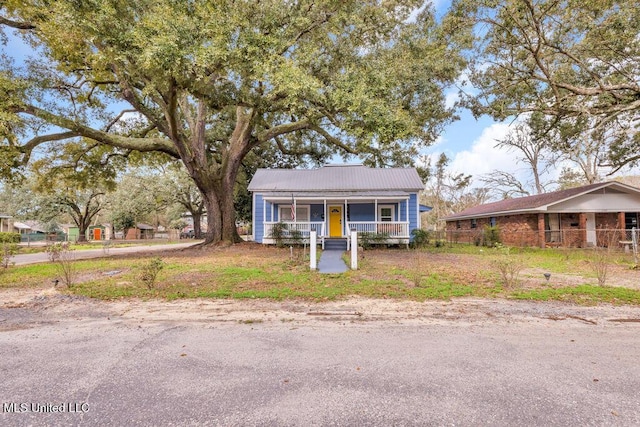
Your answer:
(344, 199), (348, 236)
(374, 199), (378, 222)
(579, 213), (587, 248)
(618, 212), (626, 231)
(537, 214), (545, 248)
(405, 198), (409, 223)
(323, 199), (327, 236)
(263, 199), (266, 224)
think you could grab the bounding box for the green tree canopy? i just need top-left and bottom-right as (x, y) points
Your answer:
(451, 0), (640, 171)
(1, 0), (465, 244)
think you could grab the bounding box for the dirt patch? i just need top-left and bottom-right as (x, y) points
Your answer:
(3, 286), (640, 330)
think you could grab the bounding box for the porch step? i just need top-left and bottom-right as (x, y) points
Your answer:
(324, 238), (347, 251)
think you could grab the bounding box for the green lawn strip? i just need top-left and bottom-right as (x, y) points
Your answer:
(0, 263), (61, 288)
(510, 285), (640, 305)
(4, 245), (640, 305)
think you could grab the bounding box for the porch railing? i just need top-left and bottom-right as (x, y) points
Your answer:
(264, 222), (325, 239)
(347, 221), (409, 237)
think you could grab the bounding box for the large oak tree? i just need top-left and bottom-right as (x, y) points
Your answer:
(1, 0), (464, 244)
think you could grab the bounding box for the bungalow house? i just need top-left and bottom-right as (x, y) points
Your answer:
(248, 164), (424, 247)
(444, 181), (640, 248)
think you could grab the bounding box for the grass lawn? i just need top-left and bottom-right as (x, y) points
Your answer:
(1, 242), (639, 305)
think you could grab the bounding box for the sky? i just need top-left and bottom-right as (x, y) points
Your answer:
(3, 2), (637, 195)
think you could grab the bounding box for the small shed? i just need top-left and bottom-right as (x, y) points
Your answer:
(125, 223), (155, 240)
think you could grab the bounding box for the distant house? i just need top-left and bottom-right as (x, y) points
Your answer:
(125, 223), (155, 240)
(12, 221), (32, 235)
(248, 164), (424, 247)
(444, 181), (640, 248)
(14, 220), (65, 242)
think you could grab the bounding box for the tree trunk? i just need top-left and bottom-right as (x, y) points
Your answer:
(196, 184), (241, 245)
(192, 212), (203, 239)
(77, 216), (90, 242)
(177, 105), (252, 246)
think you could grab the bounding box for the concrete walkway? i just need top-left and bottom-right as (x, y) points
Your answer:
(318, 250), (348, 274)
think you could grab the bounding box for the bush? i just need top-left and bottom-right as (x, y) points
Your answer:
(482, 225), (501, 247)
(0, 232), (21, 243)
(492, 245), (523, 288)
(139, 257), (165, 289)
(358, 232), (390, 249)
(46, 242), (76, 287)
(270, 222), (288, 248)
(1, 242), (18, 268)
(411, 228), (430, 248)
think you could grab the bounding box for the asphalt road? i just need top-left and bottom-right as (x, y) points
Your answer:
(1, 296), (639, 426)
(12, 241), (200, 265)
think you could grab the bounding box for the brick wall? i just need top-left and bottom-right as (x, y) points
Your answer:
(446, 212), (625, 248)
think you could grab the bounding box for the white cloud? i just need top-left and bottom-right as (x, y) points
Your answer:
(444, 89), (459, 109)
(448, 122), (531, 185)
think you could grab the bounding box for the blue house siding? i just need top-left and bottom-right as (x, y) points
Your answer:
(254, 194), (264, 243)
(409, 193), (418, 241)
(348, 203), (374, 221)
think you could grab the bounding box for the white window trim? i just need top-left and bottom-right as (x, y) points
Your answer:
(278, 205), (310, 222)
(378, 204), (395, 222)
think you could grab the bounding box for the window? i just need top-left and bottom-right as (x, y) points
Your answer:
(456, 221), (461, 229)
(490, 217), (497, 227)
(471, 218), (477, 229)
(279, 205), (309, 221)
(378, 205), (394, 222)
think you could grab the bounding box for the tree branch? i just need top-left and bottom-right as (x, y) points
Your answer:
(21, 105), (179, 157)
(309, 125), (357, 155)
(0, 16), (35, 30)
(256, 119), (310, 143)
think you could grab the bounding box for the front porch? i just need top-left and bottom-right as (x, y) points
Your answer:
(261, 220), (411, 247)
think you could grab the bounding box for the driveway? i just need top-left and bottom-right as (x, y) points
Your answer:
(1, 292), (639, 426)
(11, 241), (201, 265)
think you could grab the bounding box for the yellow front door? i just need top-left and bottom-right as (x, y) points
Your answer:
(329, 206), (343, 237)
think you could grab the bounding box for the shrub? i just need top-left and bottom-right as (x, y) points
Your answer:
(492, 245), (523, 288)
(139, 257), (165, 289)
(47, 242), (76, 287)
(358, 232), (390, 250)
(482, 225), (501, 247)
(411, 228), (430, 248)
(270, 222), (288, 248)
(1, 241), (18, 268)
(0, 232), (21, 243)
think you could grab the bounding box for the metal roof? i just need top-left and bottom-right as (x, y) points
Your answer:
(444, 181), (640, 220)
(262, 191), (411, 199)
(248, 164), (424, 192)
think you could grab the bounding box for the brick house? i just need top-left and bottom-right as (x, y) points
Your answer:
(444, 182), (640, 248)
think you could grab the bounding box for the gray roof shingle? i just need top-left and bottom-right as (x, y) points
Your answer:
(248, 164), (424, 192)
